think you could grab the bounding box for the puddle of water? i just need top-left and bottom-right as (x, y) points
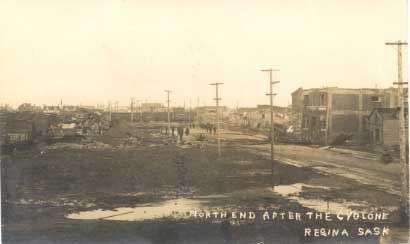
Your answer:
(240, 169), (271, 176)
(66, 198), (205, 221)
(65, 184), (398, 223)
(272, 183), (368, 215)
(235, 160), (254, 166)
(14, 198), (95, 208)
(274, 183), (331, 196)
(196, 194), (229, 199)
(118, 192), (147, 197)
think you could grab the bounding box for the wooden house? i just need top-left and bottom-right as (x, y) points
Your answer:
(368, 108), (407, 146)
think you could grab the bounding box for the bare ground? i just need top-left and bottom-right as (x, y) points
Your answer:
(1, 122), (408, 243)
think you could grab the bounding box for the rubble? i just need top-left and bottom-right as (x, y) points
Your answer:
(42, 141), (112, 151)
(118, 137), (142, 149)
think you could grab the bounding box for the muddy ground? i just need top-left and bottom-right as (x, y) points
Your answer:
(1, 122), (409, 243)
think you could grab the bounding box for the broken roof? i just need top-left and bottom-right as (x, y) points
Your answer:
(369, 107), (408, 120)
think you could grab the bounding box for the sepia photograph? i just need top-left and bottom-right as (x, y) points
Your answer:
(0, 1), (409, 243)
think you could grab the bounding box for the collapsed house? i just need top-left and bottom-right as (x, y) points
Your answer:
(0, 112), (35, 150)
(0, 111), (58, 147)
(292, 87), (401, 145)
(0, 109), (110, 150)
(232, 105), (289, 128)
(3, 120), (34, 145)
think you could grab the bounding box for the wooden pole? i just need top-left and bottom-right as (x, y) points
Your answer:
(165, 90), (172, 136)
(386, 40), (409, 223)
(210, 82), (223, 156)
(262, 69), (280, 190)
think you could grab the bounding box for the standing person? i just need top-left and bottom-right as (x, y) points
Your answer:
(185, 127), (190, 136)
(171, 126), (175, 137)
(213, 126), (217, 134)
(178, 127), (183, 141)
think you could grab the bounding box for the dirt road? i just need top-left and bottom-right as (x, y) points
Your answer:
(207, 129), (402, 197)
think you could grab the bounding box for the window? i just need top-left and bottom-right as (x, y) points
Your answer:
(375, 129), (381, 143)
(371, 96), (381, 102)
(391, 112), (398, 119)
(320, 94), (326, 106)
(303, 117), (309, 128)
(362, 118), (368, 130)
(320, 119), (326, 129)
(303, 95), (309, 106)
(311, 117), (317, 127)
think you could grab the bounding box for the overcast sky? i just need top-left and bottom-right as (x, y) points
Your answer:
(0, 0), (408, 108)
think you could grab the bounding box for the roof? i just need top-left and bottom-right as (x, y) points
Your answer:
(5, 119), (33, 133)
(369, 107), (408, 120)
(237, 107), (258, 112)
(292, 87), (400, 96)
(141, 103), (164, 107)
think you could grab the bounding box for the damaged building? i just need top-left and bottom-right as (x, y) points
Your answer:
(368, 108), (408, 146)
(292, 87), (400, 145)
(232, 105), (289, 128)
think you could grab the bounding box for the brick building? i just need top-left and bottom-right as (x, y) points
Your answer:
(292, 87), (400, 145)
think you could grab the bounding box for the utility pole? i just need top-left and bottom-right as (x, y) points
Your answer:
(164, 90), (172, 136)
(135, 99), (143, 122)
(130, 98), (134, 123)
(210, 82), (223, 156)
(108, 101), (112, 121)
(196, 97), (200, 126)
(386, 41), (409, 223)
(189, 99), (192, 127)
(184, 100), (186, 126)
(139, 100), (143, 122)
(115, 101), (119, 112)
(261, 68), (280, 190)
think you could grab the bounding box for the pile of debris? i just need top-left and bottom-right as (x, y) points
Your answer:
(42, 141), (112, 151)
(118, 136), (142, 149)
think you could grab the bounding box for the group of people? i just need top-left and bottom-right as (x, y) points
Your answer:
(164, 122), (218, 142)
(165, 126), (190, 141)
(203, 123), (217, 134)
